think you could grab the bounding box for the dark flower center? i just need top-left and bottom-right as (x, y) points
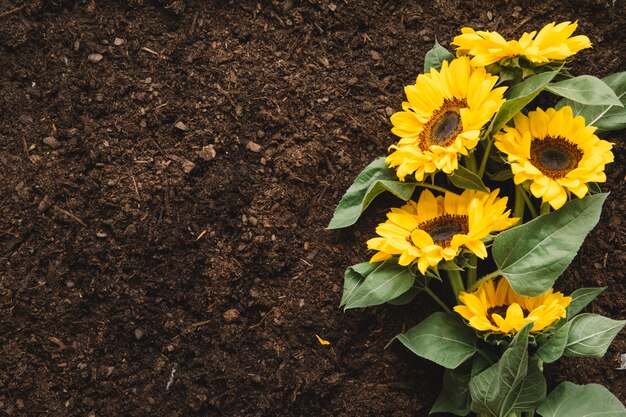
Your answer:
(486, 305), (530, 326)
(416, 214), (469, 247)
(529, 136), (583, 179)
(419, 98), (467, 150)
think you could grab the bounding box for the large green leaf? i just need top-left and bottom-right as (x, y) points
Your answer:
(536, 322), (571, 364)
(395, 312), (477, 369)
(492, 193), (607, 296)
(340, 262), (380, 307)
(487, 70), (559, 135)
(546, 75), (622, 106)
(424, 40), (454, 72)
(564, 313), (626, 358)
(343, 261), (415, 309)
(470, 325), (545, 417)
(387, 286), (422, 305)
(431, 365), (472, 416)
(448, 164), (489, 192)
(327, 157), (416, 229)
(537, 382), (626, 417)
(556, 71), (626, 132)
(566, 287), (606, 318)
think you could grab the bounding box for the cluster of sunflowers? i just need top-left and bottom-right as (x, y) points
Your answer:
(329, 22), (625, 417)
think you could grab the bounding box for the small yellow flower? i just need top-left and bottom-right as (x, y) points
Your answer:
(452, 21), (591, 66)
(452, 27), (525, 67)
(387, 57), (506, 181)
(316, 335), (331, 345)
(366, 189), (517, 274)
(454, 278), (571, 334)
(523, 21), (592, 64)
(494, 106), (613, 210)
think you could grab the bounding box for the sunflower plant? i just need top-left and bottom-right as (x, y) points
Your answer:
(329, 21), (626, 417)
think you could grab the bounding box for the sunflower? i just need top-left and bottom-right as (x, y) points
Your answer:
(454, 278), (571, 334)
(494, 106), (614, 210)
(366, 189), (518, 274)
(452, 21), (591, 66)
(522, 21), (592, 64)
(386, 57), (506, 182)
(452, 27), (524, 67)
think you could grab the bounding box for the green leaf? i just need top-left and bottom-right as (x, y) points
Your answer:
(488, 168), (514, 182)
(537, 382), (626, 417)
(536, 321), (571, 364)
(564, 313), (626, 358)
(546, 75), (622, 106)
(340, 262), (380, 307)
(327, 157), (416, 229)
(424, 39), (454, 72)
(343, 261), (415, 309)
(566, 287), (606, 318)
(431, 365), (472, 416)
(395, 312), (477, 369)
(448, 164), (489, 192)
(493, 193), (607, 296)
(488, 70), (559, 135)
(556, 71), (626, 132)
(470, 325), (546, 416)
(387, 286), (422, 305)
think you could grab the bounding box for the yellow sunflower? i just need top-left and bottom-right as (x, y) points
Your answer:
(494, 106), (614, 210)
(523, 21), (592, 64)
(366, 189), (518, 274)
(452, 21), (591, 66)
(452, 27), (525, 67)
(454, 278), (571, 334)
(387, 57), (506, 182)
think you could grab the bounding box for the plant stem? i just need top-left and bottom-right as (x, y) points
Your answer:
(466, 152), (478, 173)
(475, 270), (502, 288)
(519, 186), (538, 218)
(540, 202), (551, 215)
(514, 185), (525, 220)
(478, 137), (494, 178)
(446, 270), (465, 302)
(423, 286), (451, 313)
(418, 182), (449, 194)
(467, 254), (477, 289)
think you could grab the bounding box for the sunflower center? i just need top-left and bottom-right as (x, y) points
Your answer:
(417, 214), (469, 247)
(486, 305), (530, 326)
(419, 98), (467, 150)
(529, 136), (583, 179)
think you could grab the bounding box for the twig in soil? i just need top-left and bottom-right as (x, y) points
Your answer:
(0, 4), (26, 19)
(166, 364), (177, 390)
(52, 207), (87, 227)
(20, 137), (31, 162)
(188, 11), (199, 36)
(196, 230), (207, 240)
(249, 306), (278, 329)
(130, 175), (140, 199)
(141, 47), (167, 60)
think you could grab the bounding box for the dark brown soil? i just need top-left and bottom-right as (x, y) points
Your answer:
(0, 1), (624, 416)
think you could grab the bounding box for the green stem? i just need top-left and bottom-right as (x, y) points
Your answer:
(423, 286), (451, 313)
(467, 254), (478, 290)
(466, 151), (478, 173)
(446, 270), (465, 302)
(514, 185), (525, 220)
(540, 202), (551, 215)
(519, 186), (538, 218)
(478, 136), (494, 178)
(418, 182), (449, 194)
(474, 270), (502, 289)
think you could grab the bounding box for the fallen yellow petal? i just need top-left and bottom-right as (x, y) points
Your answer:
(316, 335), (331, 345)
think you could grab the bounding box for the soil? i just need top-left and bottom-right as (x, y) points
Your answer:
(0, 1), (624, 416)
